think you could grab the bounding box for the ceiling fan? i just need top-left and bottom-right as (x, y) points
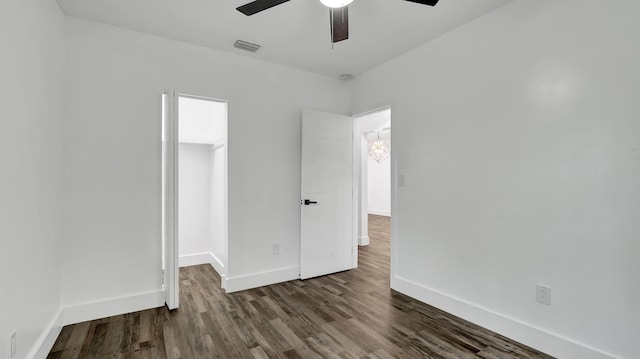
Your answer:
(236, 0), (440, 45)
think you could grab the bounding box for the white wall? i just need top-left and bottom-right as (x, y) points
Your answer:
(178, 143), (212, 256)
(61, 16), (351, 315)
(358, 109), (391, 133)
(0, 0), (65, 357)
(352, 1), (640, 358)
(178, 96), (225, 144)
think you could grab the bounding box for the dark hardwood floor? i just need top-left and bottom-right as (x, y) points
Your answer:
(48, 215), (553, 358)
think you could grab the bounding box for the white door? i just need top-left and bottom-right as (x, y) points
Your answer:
(301, 110), (354, 279)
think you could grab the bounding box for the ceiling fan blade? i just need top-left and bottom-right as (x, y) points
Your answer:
(236, 0), (290, 16)
(404, 0), (439, 6)
(330, 6), (349, 43)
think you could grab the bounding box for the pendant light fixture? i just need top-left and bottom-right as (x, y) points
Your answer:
(368, 131), (390, 163)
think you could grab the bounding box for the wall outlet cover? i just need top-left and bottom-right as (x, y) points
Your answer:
(536, 285), (551, 305)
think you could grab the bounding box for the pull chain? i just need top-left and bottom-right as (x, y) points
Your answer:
(330, 9), (334, 49)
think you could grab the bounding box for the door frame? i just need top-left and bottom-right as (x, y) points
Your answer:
(162, 90), (229, 309)
(162, 90), (179, 310)
(352, 106), (394, 276)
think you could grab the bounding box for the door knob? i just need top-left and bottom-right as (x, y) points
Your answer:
(303, 199), (318, 205)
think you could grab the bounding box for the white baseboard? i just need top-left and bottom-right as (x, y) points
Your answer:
(60, 290), (164, 326)
(225, 266), (299, 293)
(368, 209), (390, 217)
(179, 252), (212, 267)
(392, 276), (623, 359)
(358, 235), (370, 246)
(221, 275), (227, 290)
(27, 309), (62, 359)
(208, 252), (226, 279)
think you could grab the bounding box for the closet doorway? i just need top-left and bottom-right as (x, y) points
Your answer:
(162, 92), (228, 309)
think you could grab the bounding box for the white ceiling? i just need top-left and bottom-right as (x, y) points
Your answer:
(56, 0), (514, 78)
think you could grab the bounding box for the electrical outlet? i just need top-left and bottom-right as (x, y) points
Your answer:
(536, 285), (551, 305)
(9, 331), (17, 358)
(272, 244), (280, 255)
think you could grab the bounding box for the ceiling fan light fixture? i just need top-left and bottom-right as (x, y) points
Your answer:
(320, 0), (353, 9)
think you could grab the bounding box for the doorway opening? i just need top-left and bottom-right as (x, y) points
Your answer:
(162, 92), (228, 309)
(355, 107), (391, 267)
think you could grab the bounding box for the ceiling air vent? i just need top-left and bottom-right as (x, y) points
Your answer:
(234, 40), (261, 53)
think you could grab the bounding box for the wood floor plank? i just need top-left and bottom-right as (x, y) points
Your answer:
(48, 215), (554, 359)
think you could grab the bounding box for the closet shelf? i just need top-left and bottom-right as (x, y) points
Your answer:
(179, 137), (223, 145)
